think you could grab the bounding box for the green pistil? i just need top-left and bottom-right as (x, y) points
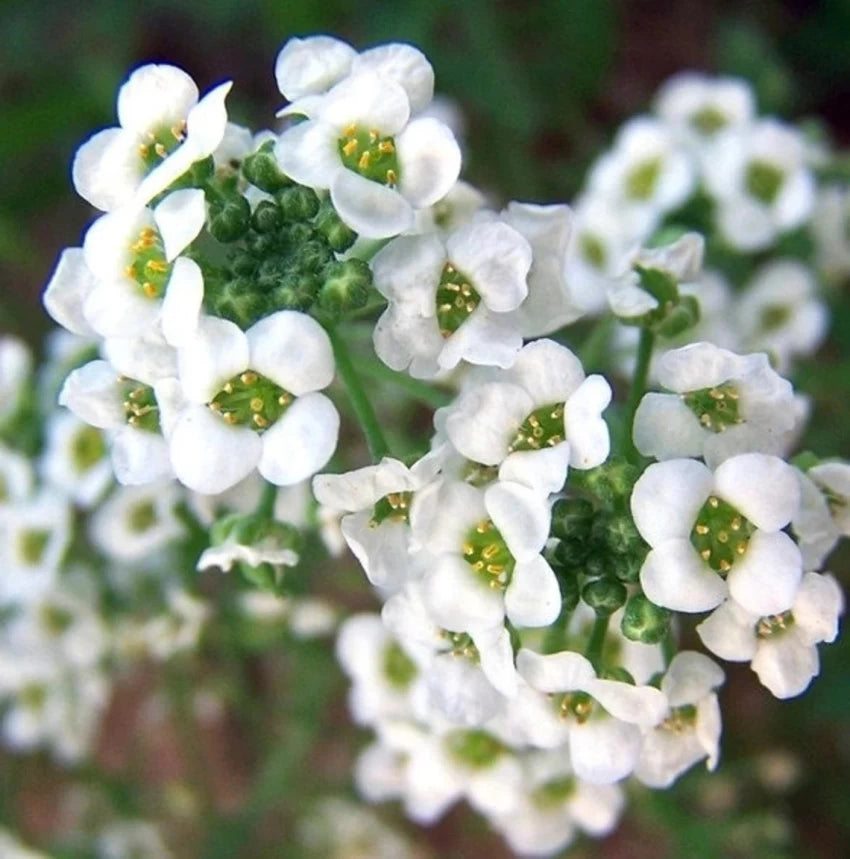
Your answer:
(124, 226), (172, 300)
(690, 106), (727, 135)
(70, 425), (105, 472)
(760, 304), (791, 332)
(337, 124), (401, 186)
(682, 382), (742, 433)
(462, 519), (515, 591)
(209, 370), (293, 433)
(40, 604), (74, 636)
(138, 121), (187, 172)
(579, 233), (607, 269)
(370, 491), (413, 527)
(382, 641), (418, 689)
(462, 461), (499, 488)
(441, 629), (480, 662)
(756, 610), (794, 639)
(18, 529), (50, 565)
(554, 691), (594, 724)
(745, 159), (785, 206)
(625, 156), (662, 201)
(508, 403), (565, 452)
(532, 775), (576, 809)
(662, 703), (698, 733)
(445, 729), (506, 769)
(122, 381), (160, 433)
(436, 262), (480, 338)
(128, 500), (157, 533)
(690, 495), (755, 575)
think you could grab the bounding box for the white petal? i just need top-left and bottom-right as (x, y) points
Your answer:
(714, 453), (800, 531)
(661, 651), (725, 706)
(331, 170), (413, 239)
(312, 458), (414, 511)
(499, 444), (570, 495)
(504, 555), (562, 627)
(751, 633), (819, 698)
(640, 540), (727, 612)
(153, 188), (206, 261)
(569, 719), (642, 784)
(110, 426), (173, 485)
(506, 339), (585, 404)
(422, 555), (505, 631)
(160, 257), (204, 347)
(409, 479), (485, 554)
(516, 648), (595, 693)
(793, 572), (844, 645)
(177, 315), (248, 403)
(258, 392), (339, 486)
(275, 35), (355, 100)
(397, 117), (462, 208)
(320, 71), (410, 134)
(471, 626), (519, 698)
(727, 530), (802, 616)
(437, 306), (523, 370)
(696, 600), (758, 661)
(370, 234), (445, 311)
(72, 128), (141, 211)
(274, 120), (341, 189)
(565, 375), (612, 469)
(170, 405), (260, 493)
(247, 311), (335, 395)
(103, 331), (178, 384)
(43, 248), (98, 336)
(185, 81), (232, 156)
(58, 360), (125, 428)
(83, 281), (159, 339)
(117, 64), (198, 133)
(589, 679), (668, 727)
(355, 43), (434, 113)
(633, 393), (706, 460)
(485, 480), (550, 561)
(631, 459), (713, 546)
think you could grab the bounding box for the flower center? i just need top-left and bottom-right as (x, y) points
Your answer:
(338, 124), (401, 187)
(370, 491), (413, 526)
(39, 604), (74, 636)
(17, 529), (50, 566)
(625, 156), (662, 201)
(759, 303), (791, 332)
(690, 495), (755, 574)
(444, 729), (506, 769)
(125, 226), (172, 300)
(745, 159), (785, 206)
(138, 121), (187, 172)
(462, 461), (499, 488)
(682, 383), (742, 433)
(436, 262), (481, 338)
(128, 500), (158, 533)
(532, 775), (576, 809)
(462, 519), (515, 590)
(554, 691), (594, 724)
(208, 371), (293, 432)
(122, 381), (161, 432)
(690, 106), (727, 135)
(70, 425), (106, 473)
(508, 403), (565, 452)
(382, 641), (418, 689)
(662, 703), (698, 733)
(756, 610), (795, 639)
(579, 232), (607, 269)
(441, 629), (480, 662)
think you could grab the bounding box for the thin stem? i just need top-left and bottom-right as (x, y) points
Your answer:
(357, 356), (452, 410)
(624, 326), (655, 463)
(662, 629), (676, 667)
(256, 479), (277, 520)
(329, 328), (390, 461)
(585, 614), (610, 672)
(578, 314), (615, 373)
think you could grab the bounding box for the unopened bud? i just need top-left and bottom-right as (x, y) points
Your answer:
(621, 593), (671, 644)
(582, 579), (627, 617)
(252, 200), (284, 233)
(277, 185), (320, 221)
(316, 202), (357, 251)
(316, 259), (371, 317)
(242, 140), (291, 193)
(208, 194), (251, 243)
(550, 497), (594, 541)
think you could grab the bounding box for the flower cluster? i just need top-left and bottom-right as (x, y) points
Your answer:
(3, 34), (846, 858)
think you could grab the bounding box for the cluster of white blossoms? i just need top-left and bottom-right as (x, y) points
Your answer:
(2, 34), (847, 857)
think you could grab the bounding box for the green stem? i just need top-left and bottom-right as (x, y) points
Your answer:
(578, 314), (615, 373)
(662, 629), (676, 667)
(357, 355), (452, 410)
(256, 479), (277, 520)
(329, 328), (390, 461)
(585, 614), (610, 671)
(624, 326), (655, 463)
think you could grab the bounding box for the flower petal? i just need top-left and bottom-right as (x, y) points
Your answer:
(331, 170), (414, 239)
(396, 117), (462, 208)
(505, 555), (561, 628)
(640, 540), (727, 612)
(160, 257), (204, 347)
(727, 529), (802, 616)
(714, 453), (800, 531)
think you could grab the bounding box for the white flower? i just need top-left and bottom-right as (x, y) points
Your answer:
(586, 117), (695, 236)
(0, 444), (34, 509)
(196, 536), (299, 574)
(444, 339), (611, 494)
(140, 588), (210, 661)
(0, 336), (32, 423)
(805, 461), (850, 536)
(812, 185), (850, 281)
(735, 260), (828, 373)
(275, 70), (460, 238)
(372, 217), (531, 376)
(79, 190), (206, 344)
(73, 64), (231, 211)
(409, 478), (561, 632)
(633, 342), (799, 467)
(634, 651), (724, 788)
(632, 454), (802, 615)
(169, 311), (339, 494)
(653, 72), (755, 149)
(312, 452), (441, 593)
(697, 572), (844, 698)
(516, 648), (668, 784)
(791, 468), (842, 570)
(702, 119), (816, 251)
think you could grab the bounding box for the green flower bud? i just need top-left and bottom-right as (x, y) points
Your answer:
(208, 193), (251, 243)
(248, 231), (280, 257)
(296, 239), (335, 273)
(613, 553), (642, 584)
(655, 294), (700, 338)
(242, 140), (291, 193)
(620, 593), (671, 644)
(271, 272), (321, 312)
(277, 185), (320, 221)
(596, 514), (646, 557)
(316, 203), (357, 251)
(231, 253), (257, 277)
(575, 459), (640, 509)
(550, 497), (594, 541)
(553, 536), (591, 568)
(207, 277), (269, 328)
(251, 200), (284, 234)
(316, 259), (372, 317)
(582, 578), (627, 616)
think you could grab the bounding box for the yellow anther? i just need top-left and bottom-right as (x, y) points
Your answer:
(122, 400), (132, 409)
(460, 284), (472, 297)
(462, 543), (474, 556)
(445, 282), (460, 292)
(342, 139), (359, 157)
(717, 531), (729, 544)
(473, 561), (484, 572)
(145, 259), (169, 274)
(731, 517), (741, 530)
(343, 123), (357, 138)
(385, 168), (397, 185)
(700, 549), (711, 561)
(250, 397), (264, 412)
(223, 412), (237, 424)
(695, 524), (709, 535)
(140, 227), (156, 240)
(700, 413), (713, 426)
(154, 142), (167, 158)
(486, 563), (504, 575)
(465, 302), (476, 313)
(278, 393), (292, 406)
(142, 282), (157, 298)
(529, 415), (541, 427)
(551, 406), (564, 419)
(252, 414), (268, 428)
(124, 264), (137, 279)
(171, 122), (187, 140)
(547, 435), (563, 446)
(476, 521), (490, 533)
(736, 543), (747, 555)
(378, 140), (394, 154)
(128, 415), (138, 426)
(532, 426), (544, 438)
(708, 496), (719, 508)
(138, 144), (150, 158)
(358, 151), (371, 170)
(209, 401), (221, 412)
(719, 559), (731, 572)
(710, 388), (725, 400)
(439, 303), (453, 313)
(241, 372), (257, 385)
(482, 543), (500, 560)
(369, 129), (379, 143)
(445, 263), (455, 273)
(728, 390), (740, 400)
(527, 437), (541, 449)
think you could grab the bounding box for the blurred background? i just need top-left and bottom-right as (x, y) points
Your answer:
(2, 1), (849, 856)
